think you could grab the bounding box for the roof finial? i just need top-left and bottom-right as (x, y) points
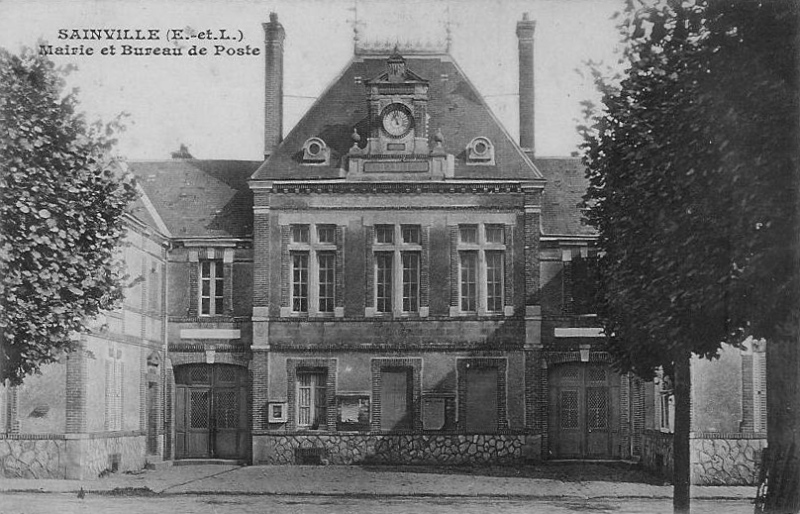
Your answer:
(445, 4), (453, 52)
(348, 0), (365, 53)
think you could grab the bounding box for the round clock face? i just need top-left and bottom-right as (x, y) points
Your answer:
(381, 104), (413, 138)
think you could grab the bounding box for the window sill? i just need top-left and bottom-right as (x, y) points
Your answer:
(364, 307), (429, 318)
(448, 306), (515, 317)
(279, 307), (344, 318)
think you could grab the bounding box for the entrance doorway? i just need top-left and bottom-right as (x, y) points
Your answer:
(174, 364), (249, 460)
(548, 362), (620, 459)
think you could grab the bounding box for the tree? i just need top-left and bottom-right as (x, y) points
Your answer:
(0, 47), (137, 386)
(579, 1), (797, 513)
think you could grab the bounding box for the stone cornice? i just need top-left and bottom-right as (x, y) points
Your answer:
(271, 181), (526, 195)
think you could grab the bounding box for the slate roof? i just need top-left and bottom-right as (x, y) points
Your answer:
(252, 54), (542, 181)
(534, 157), (596, 238)
(127, 195), (160, 232)
(129, 160), (261, 239)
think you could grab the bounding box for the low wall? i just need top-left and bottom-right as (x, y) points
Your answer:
(0, 436), (68, 478)
(691, 435), (766, 485)
(0, 433), (147, 479)
(641, 430), (766, 485)
(641, 430), (673, 480)
(76, 433), (147, 479)
(254, 433), (529, 465)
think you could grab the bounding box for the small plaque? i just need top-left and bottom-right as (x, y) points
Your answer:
(386, 143), (406, 151)
(363, 161), (429, 173)
(422, 397), (446, 430)
(337, 396), (370, 430)
(268, 402), (287, 423)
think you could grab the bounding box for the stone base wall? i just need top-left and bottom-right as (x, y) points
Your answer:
(691, 435), (766, 485)
(78, 434), (146, 479)
(641, 430), (766, 485)
(641, 430), (674, 480)
(0, 433), (146, 480)
(254, 433), (530, 465)
(0, 437), (68, 478)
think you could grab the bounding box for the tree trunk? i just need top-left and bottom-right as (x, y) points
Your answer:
(674, 350), (692, 514)
(758, 31), (800, 511)
(760, 328), (800, 513)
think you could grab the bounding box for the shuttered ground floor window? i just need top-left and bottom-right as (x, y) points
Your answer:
(465, 367), (499, 433)
(380, 368), (412, 431)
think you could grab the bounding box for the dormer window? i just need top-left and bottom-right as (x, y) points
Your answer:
(466, 137), (495, 165)
(302, 137), (330, 165)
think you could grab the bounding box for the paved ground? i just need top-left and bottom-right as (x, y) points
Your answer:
(0, 492), (756, 514)
(0, 462), (756, 501)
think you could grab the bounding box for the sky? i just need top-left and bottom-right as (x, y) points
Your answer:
(0, 0), (626, 161)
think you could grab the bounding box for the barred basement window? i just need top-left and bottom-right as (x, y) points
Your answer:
(200, 260), (224, 316)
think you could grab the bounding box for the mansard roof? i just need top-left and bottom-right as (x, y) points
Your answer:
(129, 159), (260, 239)
(252, 54), (543, 181)
(534, 157), (596, 238)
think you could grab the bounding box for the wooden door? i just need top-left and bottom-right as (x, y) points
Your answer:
(174, 364), (248, 460)
(549, 363), (619, 459)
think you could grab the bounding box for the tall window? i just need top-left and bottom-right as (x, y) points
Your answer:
(297, 370), (327, 429)
(318, 252), (335, 313)
(373, 224), (421, 315)
(200, 260), (224, 316)
(288, 224), (337, 315)
(457, 224), (506, 314)
(486, 251), (504, 312)
(376, 253), (393, 313)
(105, 346), (123, 431)
(291, 253), (309, 312)
(459, 251), (478, 312)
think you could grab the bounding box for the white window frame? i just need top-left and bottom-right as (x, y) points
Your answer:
(296, 370), (327, 430)
(372, 224), (422, 316)
(286, 224), (338, 317)
(456, 223), (506, 316)
(199, 260), (224, 316)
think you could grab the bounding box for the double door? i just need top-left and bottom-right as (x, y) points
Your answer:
(548, 363), (620, 459)
(175, 364), (248, 460)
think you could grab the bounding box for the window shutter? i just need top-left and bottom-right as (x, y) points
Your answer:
(449, 226), (458, 309)
(504, 224), (514, 308)
(280, 225), (290, 308)
(335, 225), (344, 309)
(465, 368), (498, 432)
(380, 370), (411, 431)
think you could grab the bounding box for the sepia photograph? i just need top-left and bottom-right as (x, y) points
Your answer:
(0, 1), (796, 513)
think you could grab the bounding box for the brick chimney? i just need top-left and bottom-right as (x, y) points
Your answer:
(263, 12), (285, 158)
(516, 13), (536, 156)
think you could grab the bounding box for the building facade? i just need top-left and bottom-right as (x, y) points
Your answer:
(2, 12), (650, 477)
(0, 187), (169, 479)
(642, 339), (768, 485)
(138, 12), (643, 466)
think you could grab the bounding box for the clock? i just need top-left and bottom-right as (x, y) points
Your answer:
(381, 103), (413, 138)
